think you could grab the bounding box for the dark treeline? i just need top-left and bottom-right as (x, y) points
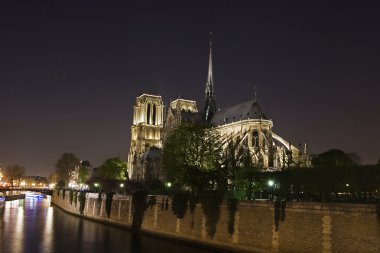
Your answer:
(52, 124), (380, 205)
(161, 123), (380, 203)
(261, 164), (380, 202)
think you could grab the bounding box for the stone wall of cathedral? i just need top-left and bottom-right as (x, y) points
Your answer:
(216, 118), (274, 168)
(215, 119), (309, 169)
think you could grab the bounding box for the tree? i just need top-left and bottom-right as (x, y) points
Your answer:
(97, 157), (128, 181)
(220, 138), (241, 192)
(89, 157), (128, 192)
(312, 149), (360, 168)
(48, 173), (58, 186)
(55, 153), (80, 186)
(77, 166), (90, 185)
(236, 156), (260, 200)
(162, 122), (222, 193)
(3, 164), (25, 188)
(220, 137), (259, 198)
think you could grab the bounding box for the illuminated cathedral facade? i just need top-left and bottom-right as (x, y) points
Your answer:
(127, 40), (310, 181)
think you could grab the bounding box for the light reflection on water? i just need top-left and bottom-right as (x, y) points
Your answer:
(41, 205), (53, 253)
(14, 203), (24, 253)
(0, 197), (220, 253)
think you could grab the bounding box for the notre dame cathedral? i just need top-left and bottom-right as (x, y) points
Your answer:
(127, 40), (310, 181)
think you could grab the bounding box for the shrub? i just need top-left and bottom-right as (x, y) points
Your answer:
(188, 194), (199, 214)
(73, 191), (78, 207)
(172, 192), (188, 219)
(78, 191), (86, 214)
(105, 192), (114, 218)
(132, 190), (147, 232)
(227, 198), (239, 235)
(69, 190), (74, 205)
(200, 191), (223, 238)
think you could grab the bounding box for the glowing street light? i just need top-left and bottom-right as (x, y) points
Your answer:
(120, 183), (124, 188)
(94, 183), (99, 187)
(166, 182), (172, 188)
(267, 180), (275, 200)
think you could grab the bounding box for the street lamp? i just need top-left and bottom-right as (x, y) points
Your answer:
(267, 180), (275, 200)
(94, 182), (101, 193)
(166, 182), (172, 188)
(120, 183), (124, 188)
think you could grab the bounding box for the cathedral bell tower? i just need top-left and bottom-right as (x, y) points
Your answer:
(128, 94), (164, 179)
(204, 33), (217, 123)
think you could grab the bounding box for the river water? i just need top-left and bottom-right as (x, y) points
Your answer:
(0, 195), (221, 253)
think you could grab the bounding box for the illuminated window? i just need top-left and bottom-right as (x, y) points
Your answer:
(253, 130), (259, 149)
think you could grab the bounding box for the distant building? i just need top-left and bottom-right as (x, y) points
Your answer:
(0, 167), (4, 187)
(128, 39), (310, 181)
(20, 176), (48, 188)
(68, 160), (96, 188)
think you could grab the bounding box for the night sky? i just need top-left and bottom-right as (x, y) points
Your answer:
(1, 1), (379, 176)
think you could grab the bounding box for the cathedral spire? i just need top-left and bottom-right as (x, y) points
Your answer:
(204, 32), (216, 123)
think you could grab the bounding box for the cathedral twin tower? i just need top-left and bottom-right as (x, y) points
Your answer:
(127, 39), (309, 181)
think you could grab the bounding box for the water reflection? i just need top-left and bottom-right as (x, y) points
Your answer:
(1, 199), (26, 253)
(14, 203), (24, 253)
(41, 206), (54, 253)
(0, 197), (220, 253)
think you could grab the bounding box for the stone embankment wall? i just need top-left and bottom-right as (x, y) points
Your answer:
(52, 191), (380, 253)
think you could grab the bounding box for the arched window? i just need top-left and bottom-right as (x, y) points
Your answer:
(252, 130), (259, 149)
(152, 104), (157, 125)
(146, 104), (151, 124)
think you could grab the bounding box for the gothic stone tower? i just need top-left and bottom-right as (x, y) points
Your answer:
(128, 94), (164, 179)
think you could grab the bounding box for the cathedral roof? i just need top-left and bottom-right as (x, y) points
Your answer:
(180, 110), (203, 123)
(210, 99), (268, 125)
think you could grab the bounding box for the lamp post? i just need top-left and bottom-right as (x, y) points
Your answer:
(345, 183), (350, 201)
(165, 181), (172, 195)
(94, 183), (100, 193)
(118, 183), (124, 194)
(268, 180), (275, 200)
